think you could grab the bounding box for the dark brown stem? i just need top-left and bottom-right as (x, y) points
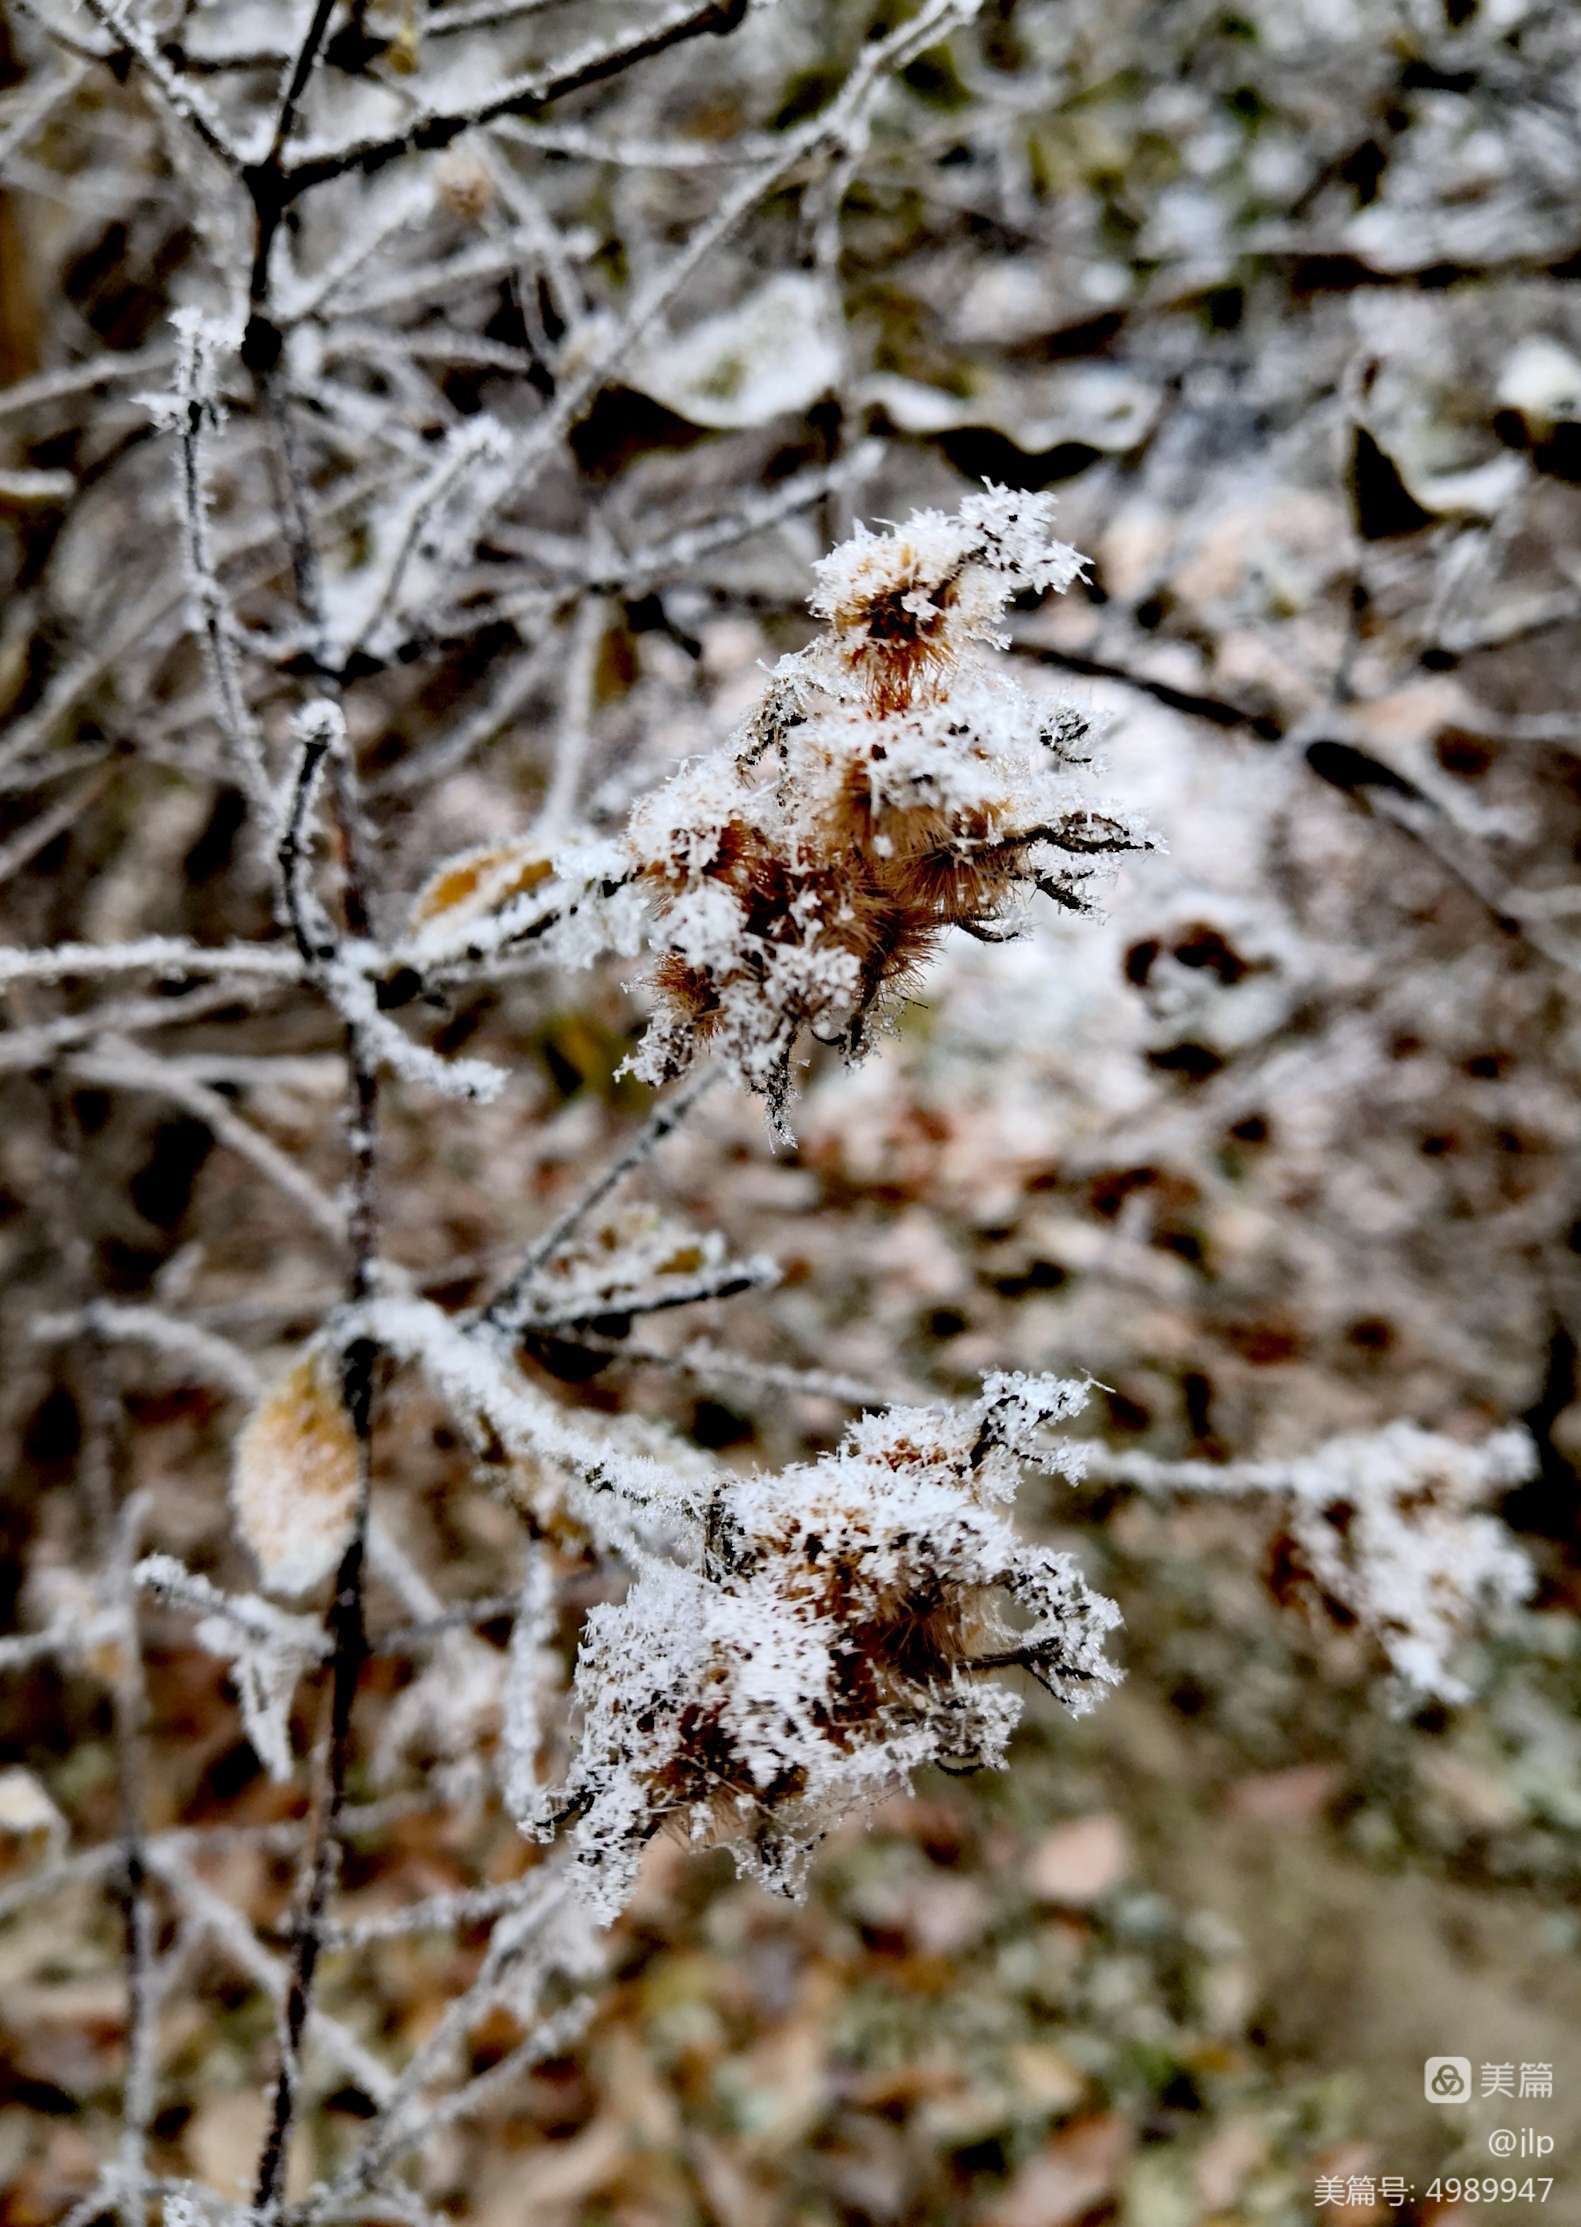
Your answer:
(251, 1345), (374, 2222)
(278, 0), (750, 197)
(246, 23), (386, 2186)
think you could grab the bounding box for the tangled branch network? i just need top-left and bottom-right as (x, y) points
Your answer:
(0, 5), (1542, 2224)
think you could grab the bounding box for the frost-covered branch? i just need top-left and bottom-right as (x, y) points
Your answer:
(160, 310), (277, 830)
(2, 6), (1563, 2218)
(1083, 1425), (1536, 1705)
(481, 1066), (720, 1332)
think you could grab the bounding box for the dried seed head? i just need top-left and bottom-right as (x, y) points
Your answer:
(807, 488), (1083, 716)
(815, 536), (965, 716)
(535, 1375), (1119, 1920)
(232, 1347), (359, 1596)
(621, 486), (1143, 1132)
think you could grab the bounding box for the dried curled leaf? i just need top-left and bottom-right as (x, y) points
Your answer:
(231, 1348), (359, 1597)
(409, 839), (554, 935)
(622, 487), (1144, 1131)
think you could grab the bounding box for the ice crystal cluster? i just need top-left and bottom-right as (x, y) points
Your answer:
(622, 488), (1145, 1129)
(1272, 1424), (1535, 1705)
(527, 1373), (1120, 1920)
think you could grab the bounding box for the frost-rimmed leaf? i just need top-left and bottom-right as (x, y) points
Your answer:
(231, 1346), (360, 1598)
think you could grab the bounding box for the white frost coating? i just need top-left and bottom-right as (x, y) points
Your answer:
(30, 1303), (262, 1402)
(136, 1551), (326, 1778)
(194, 1613), (316, 1782)
(534, 1375), (1120, 1921)
(374, 1633), (505, 1807)
(501, 1552), (561, 1832)
(971, 1370), (1096, 1483)
(1277, 1423), (1535, 1705)
(363, 1517), (506, 1805)
(363, 1296), (717, 1558)
(0, 937), (306, 986)
(325, 944), (508, 1102)
(343, 413), (511, 659)
(620, 484), (1145, 1132)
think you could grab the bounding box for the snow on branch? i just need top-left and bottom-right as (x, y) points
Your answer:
(134, 1554), (326, 1778)
(367, 1295), (719, 1532)
(158, 309), (275, 830)
(1086, 1424), (1536, 1704)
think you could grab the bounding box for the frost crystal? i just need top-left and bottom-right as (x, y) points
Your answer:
(192, 1609), (320, 1782)
(538, 1377), (1120, 1921)
(1272, 1424), (1534, 1704)
(623, 486), (1145, 1131)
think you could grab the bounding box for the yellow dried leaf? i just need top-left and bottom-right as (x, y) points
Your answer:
(386, 3), (421, 74)
(409, 842), (552, 933)
(657, 1244), (705, 1276)
(232, 1349), (359, 1596)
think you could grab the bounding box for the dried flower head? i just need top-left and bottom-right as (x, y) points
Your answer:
(623, 486), (1146, 1130)
(1268, 1423), (1534, 1704)
(807, 485), (1087, 715)
(231, 1346), (360, 1597)
(534, 1375), (1119, 1919)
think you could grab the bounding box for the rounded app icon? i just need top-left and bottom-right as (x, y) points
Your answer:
(1424, 2057), (1472, 2104)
